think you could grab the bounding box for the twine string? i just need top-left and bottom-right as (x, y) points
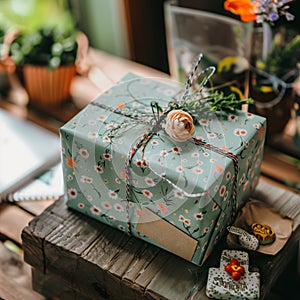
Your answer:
(91, 55), (239, 233)
(182, 53), (216, 104)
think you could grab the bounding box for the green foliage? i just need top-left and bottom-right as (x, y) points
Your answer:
(0, 0), (74, 33)
(199, 91), (253, 113)
(0, 28), (4, 42)
(257, 28), (300, 78)
(0, 0), (77, 69)
(9, 27), (78, 69)
(152, 90), (253, 121)
(170, 91), (253, 116)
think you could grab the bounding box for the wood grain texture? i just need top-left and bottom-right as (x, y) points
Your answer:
(0, 242), (45, 300)
(261, 146), (300, 189)
(21, 197), (70, 272)
(32, 269), (95, 300)
(0, 204), (34, 244)
(17, 199), (55, 216)
(0, 269), (45, 300)
(22, 179), (300, 300)
(253, 178), (300, 229)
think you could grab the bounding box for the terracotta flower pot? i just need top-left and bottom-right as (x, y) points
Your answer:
(3, 29), (89, 109)
(22, 64), (77, 108)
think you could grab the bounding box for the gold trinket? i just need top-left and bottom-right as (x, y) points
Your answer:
(251, 223), (276, 245)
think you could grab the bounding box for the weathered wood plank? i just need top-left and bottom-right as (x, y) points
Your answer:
(41, 207), (145, 299)
(107, 237), (149, 277)
(0, 269), (45, 300)
(0, 242), (45, 300)
(253, 178), (300, 228)
(32, 269), (94, 300)
(254, 226), (300, 300)
(122, 243), (160, 283)
(21, 198), (70, 271)
(42, 213), (107, 281)
(102, 270), (141, 300)
(22, 179), (300, 300)
(77, 227), (145, 299)
(132, 249), (171, 289)
(144, 254), (207, 300)
(46, 213), (103, 254)
(0, 204), (34, 244)
(17, 199), (55, 216)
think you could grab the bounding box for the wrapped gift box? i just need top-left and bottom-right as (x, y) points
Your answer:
(60, 73), (266, 266)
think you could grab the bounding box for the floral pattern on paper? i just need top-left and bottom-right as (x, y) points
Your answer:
(60, 74), (266, 266)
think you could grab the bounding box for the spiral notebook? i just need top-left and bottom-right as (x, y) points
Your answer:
(7, 163), (64, 202)
(0, 108), (61, 202)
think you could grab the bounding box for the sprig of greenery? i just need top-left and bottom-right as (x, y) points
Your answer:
(151, 90), (253, 126)
(198, 91), (253, 112)
(164, 90), (253, 117)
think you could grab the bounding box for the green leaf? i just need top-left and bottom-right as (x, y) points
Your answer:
(49, 56), (61, 69)
(51, 42), (63, 56)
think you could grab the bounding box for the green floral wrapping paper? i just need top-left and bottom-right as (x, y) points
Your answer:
(60, 73), (266, 266)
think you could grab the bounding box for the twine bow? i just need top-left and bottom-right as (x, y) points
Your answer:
(122, 54), (239, 234)
(181, 53), (216, 104)
(90, 54), (240, 234)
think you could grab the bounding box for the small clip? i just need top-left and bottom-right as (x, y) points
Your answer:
(227, 226), (259, 251)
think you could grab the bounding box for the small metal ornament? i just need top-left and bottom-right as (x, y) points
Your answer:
(251, 223), (276, 245)
(227, 226), (259, 251)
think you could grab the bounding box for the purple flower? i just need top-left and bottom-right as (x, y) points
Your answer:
(258, 0), (295, 24)
(268, 12), (279, 22)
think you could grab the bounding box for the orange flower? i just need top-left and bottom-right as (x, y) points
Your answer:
(66, 157), (77, 168)
(156, 202), (168, 215)
(119, 171), (126, 180)
(257, 125), (265, 140)
(221, 145), (230, 152)
(224, 0), (258, 22)
(117, 102), (125, 109)
(215, 165), (224, 173)
(135, 208), (142, 217)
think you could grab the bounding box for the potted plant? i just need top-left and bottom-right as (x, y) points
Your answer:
(5, 26), (86, 108)
(0, 28), (10, 96)
(249, 26), (300, 138)
(223, 0), (299, 139)
(0, 0), (89, 108)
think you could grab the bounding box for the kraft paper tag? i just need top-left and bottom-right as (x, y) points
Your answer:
(136, 207), (197, 261)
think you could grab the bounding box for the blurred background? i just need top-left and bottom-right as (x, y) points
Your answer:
(1, 0), (300, 77)
(0, 0), (300, 160)
(0, 2), (299, 299)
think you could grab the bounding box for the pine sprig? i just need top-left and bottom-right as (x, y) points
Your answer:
(151, 52), (253, 121)
(163, 90), (253, 117)
(199, 91), (253, 113)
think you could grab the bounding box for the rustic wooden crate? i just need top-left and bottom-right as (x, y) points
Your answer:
(22, 179), (300, 300)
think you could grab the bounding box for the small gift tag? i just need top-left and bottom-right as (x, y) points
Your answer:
(206, 250), (260, 300)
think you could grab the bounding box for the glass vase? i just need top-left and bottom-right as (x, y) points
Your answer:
(164, 0), (253, 99)
(249, 23), (300, 140)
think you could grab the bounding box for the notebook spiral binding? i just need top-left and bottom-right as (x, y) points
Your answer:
(3, 164), (64, 203)
(6, 192), (62, 202)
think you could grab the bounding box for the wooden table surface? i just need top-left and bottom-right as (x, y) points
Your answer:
(0, 48), (299, 300)
(21, 180), (300, 300)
